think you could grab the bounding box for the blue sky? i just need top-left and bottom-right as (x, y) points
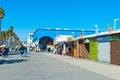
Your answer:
(0, 0), (120, 41)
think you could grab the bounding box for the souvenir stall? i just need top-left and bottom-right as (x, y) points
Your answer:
(97, 35), (110, 63)
(90, 37), (98, 61)
(110, 34), (120, 64)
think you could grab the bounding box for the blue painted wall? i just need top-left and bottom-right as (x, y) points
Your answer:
(32, 29), (95, 42)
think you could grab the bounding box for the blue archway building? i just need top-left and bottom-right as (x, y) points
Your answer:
(32, 29), (96, 42)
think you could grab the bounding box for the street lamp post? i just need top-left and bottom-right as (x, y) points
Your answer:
(72, 32), (74, 38)
(114, 18), (120, 31)
(94, 24), (99, 34)
(81, 29), (84, 36)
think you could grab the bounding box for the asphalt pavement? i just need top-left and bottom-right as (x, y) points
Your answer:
(0, 52), (119, 80)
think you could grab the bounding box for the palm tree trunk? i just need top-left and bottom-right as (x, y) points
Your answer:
(0, 18), (2, 45)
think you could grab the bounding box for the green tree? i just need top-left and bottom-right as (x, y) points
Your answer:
(1, 26), (21, 47)
(1, 31), (6, 44)
(7, 26), (15, 47)
(0, 7), (5, 45)
(7, 26), (21, 47)
(13, 33), (21, 46)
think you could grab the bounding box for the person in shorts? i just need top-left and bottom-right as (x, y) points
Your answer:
(19, 45), (25, 57)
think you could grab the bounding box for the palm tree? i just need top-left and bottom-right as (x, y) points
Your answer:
(7, 26), (21, 47)
(7, 26), (14, 47)
(0, 7), (5, 45)
(13, 34), (20, 46)
(107, 24), (112, 32)
(1, 31), (6, 44)
(0, 25), (21, 47)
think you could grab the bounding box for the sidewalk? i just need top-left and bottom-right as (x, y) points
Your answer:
(43, 52), (120, 80)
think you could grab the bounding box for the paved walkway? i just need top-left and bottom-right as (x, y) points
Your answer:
(43, 52), (120, 80)
(0, 52), (119, 80)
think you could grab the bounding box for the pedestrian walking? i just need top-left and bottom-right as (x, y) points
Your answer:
(36, 44), (40, 52)
(19, 45), (24, 57)
(1, 46), (9, 57)
(1, 47), (5, 57)
(4, 46), (9, 57)
(24, 47), (27, 57)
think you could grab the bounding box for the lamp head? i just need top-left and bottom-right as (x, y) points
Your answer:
(94, 24), (98, 28)
(114, 18), (120, 21)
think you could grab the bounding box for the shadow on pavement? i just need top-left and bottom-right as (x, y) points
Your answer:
(8, 52), (20, 55)
(0, 59), (28, 65)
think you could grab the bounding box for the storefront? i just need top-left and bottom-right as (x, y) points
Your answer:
(73, 41), (78, 57)
(78, 39), (84, 58)
(110, 34), (120, 64)
(82, 38), (90, 59)
(97, 35), (110, 63)
(90, 37), (98, 61)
